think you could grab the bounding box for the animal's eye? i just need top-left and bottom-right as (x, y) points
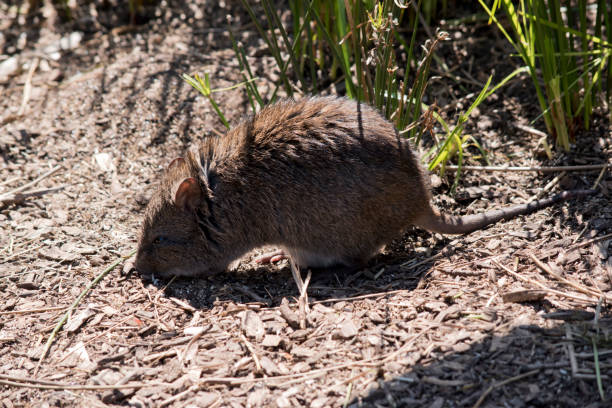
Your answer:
(152, 236), (169, 245)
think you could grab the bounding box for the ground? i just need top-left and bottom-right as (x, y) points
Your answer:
(0, 1), (611, 407)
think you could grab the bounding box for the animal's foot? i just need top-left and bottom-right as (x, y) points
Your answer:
(254, 249), (287, 264)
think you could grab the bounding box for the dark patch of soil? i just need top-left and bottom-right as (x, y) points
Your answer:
(1, 1), (611, 407)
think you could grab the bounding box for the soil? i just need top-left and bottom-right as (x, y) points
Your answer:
(1, 1), (611, 407)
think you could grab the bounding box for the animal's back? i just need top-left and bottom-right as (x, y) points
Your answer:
(203, 97), (432, 267)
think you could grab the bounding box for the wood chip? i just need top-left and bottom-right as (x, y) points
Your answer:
(261, 334), (282, 348)
(38, 247), (78, 262)
(279, 297), (299, 328)
(241, 310), (264, 342)
(502, 290), (547, 303)
(335, 319), (359, 339)
(65, 305), (96, 333)
(260, 356), (281, 376)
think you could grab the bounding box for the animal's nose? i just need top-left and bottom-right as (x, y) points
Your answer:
(133, 251), (146, 273)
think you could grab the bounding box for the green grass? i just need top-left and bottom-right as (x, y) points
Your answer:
(233, 0), (440, 140)
(184, 0), (610, 188)
(481, 0), (612, 151)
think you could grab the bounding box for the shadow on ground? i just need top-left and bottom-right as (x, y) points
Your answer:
(349, 321), (612, 408)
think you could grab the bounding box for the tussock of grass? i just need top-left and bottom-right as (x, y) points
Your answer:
(482, 0), (611, 151)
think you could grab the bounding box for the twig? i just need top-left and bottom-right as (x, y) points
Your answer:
(159, 384), (201, 407)
(593, 165), (607, 190)
(142, 349), (177, 363)
(443, 164), (609, 172)
(289, 257), (304, 294)
(235, 284), (268, 304)
(568, 233), (612, 251)
(0, 379), (168, 390)
(240, 334), (262, 374)
(594, 298), (606, 400)
(593, 337), (606, 401)
(514, 123), (547, 138)
(572, 225), (589, 244)
(401, 251), (447, 269)
(472, 369), (540, 408)
(343, 382), (354, 408)
(529, 254), (609, 301)
(0, 306), (67, 315)
(309, 289), (410, 305)
(0, 165), (61, 198)
(0, 186), (66, 205)
(0, 176), (21, 187)
(0, 374), (74, 386)
(17, 57), (39, 116)
(298, 269), (312, 329)
(1, 244), (43, 264)
(528, 171), (564, 201)
(492, 260), (595, 304)
(57, 315), (135, 364)
(566, 324), (578, 377)
(34, 249), (137, 375)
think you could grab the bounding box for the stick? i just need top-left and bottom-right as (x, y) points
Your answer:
(514, 123), (547, 138)
(0, 165), (61, 198)
(240, 334), (262, 374)
(529, 254), (609, 301)
(289, 257), (304, 294)
(528, 171), (564, 201)
(0, 306), (67, 315)
(0, 379), (168, 390)
(34, 249), (137, 375)
(0, 186), (66, 205)
(1, 244), (43, 264)
(568, 233), (612, 251)
(492, 260), (595, 304)
(298, 269), (312, 329)
(444, 164), (609, 172)
(593, 165), (607, 190)
(472, 369), (540, 408)
(17, 57), (38, 116)
(309, 289), (410, 305)
(159, 384), (201, 407)
(566, 325), (578, 377)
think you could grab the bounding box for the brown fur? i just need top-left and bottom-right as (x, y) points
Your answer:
(134, 96), (594, 277)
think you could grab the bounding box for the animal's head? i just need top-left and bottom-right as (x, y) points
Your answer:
(134, 155), (223, 278)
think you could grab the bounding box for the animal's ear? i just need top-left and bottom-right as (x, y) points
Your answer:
(174, 177), (202, 213)
(167, 157), (184, 170)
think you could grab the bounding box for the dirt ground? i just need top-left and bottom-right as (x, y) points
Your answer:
(1, 1), (611, 407)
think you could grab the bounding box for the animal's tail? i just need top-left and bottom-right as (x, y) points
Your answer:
(416, 189), (597, 235)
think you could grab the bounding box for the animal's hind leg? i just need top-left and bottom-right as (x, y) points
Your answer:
(254, 249), (287, 264)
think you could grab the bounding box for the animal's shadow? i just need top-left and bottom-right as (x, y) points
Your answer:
(136, 193), (606, 310)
